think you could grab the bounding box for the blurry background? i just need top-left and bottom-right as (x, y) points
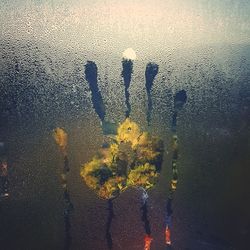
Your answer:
(0, 0), (249, 249)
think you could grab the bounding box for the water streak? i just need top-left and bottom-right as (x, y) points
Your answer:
(84, 61), (106, 122)
(105, 199), (114, 249)
(145, 63), (159, 126)
(122, 59), (133, 118)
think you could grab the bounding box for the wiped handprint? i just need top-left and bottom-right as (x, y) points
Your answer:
(81, 49), (164, 249)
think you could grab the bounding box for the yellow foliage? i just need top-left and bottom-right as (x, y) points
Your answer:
(137, 132), (150, 146)
(53, 127), (68, 153)
(116, 118), (141, 148)
(80, 157), (102, 177)
(137, 132), (162, 162)
(99, 143), (119, 166)
(80, 158), (102, 190)
(127, 163), (159, 189)
(83, 174), (99, 190)
(80, 118), (164, 199)
(98, 177), (126, 199)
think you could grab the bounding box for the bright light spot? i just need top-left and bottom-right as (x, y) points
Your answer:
(122, 48), (136, 61)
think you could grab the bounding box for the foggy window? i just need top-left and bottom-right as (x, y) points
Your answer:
(0, 1), (249, 249)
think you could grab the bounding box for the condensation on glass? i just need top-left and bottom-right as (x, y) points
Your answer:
(0, 1), (249, 250)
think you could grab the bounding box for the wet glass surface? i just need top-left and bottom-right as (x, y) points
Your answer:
(0, 1), (250, 250)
